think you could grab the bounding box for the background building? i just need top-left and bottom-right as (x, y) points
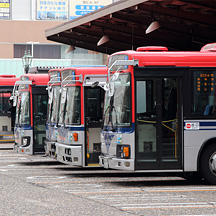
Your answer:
(0, 0), (115, 76)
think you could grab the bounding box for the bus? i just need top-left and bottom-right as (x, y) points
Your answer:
(99, 43), (216, 184)
(45, 68), (62, 158)
(13, 74), (49, 155)
(55, 67), (107, 167)
(0, 75), (19, 143)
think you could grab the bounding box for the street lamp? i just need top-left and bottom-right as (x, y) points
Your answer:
(22, 50), (33, 74)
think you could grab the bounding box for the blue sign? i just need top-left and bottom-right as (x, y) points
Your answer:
(70, 0), (112, 20)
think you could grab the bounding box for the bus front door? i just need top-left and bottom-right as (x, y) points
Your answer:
(84, 87), (104, 167)
(135, 68), (184, 170)
(32, 92), (48, 154)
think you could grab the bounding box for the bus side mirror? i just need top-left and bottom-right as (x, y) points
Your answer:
(13, 97), (17, 107)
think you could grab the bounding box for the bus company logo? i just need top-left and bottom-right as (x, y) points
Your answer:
(185, 122), (200, 130)
(186, 123), (191, 129)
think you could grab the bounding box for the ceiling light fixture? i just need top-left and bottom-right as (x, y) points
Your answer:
(145, 15), (160, 34)
(65, 45), (75, 53)
(97, 35), (109, 46)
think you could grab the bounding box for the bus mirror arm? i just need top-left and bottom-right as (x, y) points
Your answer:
(91, 81), (100, 88)
(91, 81), (106, 90)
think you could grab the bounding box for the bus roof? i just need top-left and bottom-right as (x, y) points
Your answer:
(61, 66), (107, 76)
(0, 77), (19, 86)
(61, 67), (108, 87)
(20, 74), (49, 86)
(110, 45), (216, 67)
(0, 75), (16, 78)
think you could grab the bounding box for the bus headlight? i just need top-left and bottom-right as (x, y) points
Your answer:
(117, 145), (130, 159)
(22, 136), (30, 147)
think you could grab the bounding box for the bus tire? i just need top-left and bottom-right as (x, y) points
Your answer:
(200, 144), (216, 184)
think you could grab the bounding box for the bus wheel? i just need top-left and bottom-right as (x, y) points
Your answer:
(200, 144), (216, 184)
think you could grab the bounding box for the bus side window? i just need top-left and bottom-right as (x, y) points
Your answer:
(204, 105), (213, 116)
(192, 70), (216, 117)
(136, 80), (155, 119)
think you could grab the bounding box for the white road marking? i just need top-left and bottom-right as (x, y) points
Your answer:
(7, 164), (16, 167)
(114, 202), (216, 210)
(27, 176), (66, 180)
(89, 195), (188, 201)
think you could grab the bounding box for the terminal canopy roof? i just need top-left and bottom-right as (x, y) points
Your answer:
(45, 0), (216, 54)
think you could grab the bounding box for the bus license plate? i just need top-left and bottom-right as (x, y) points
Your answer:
(104, 158), (109, 169)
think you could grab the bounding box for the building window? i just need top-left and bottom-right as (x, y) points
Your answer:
(14, 45), (31, 58)
(14, 44), (61, 59)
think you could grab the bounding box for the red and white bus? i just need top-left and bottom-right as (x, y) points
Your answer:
(13, 74), (49, 155)
(99, 43), (216, 184)
(55, 67), (107, 167)
(0, 75), (19, 143)
(45, 68), (62, 157)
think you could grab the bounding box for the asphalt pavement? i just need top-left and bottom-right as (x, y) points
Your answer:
(1, 144), (216, 216)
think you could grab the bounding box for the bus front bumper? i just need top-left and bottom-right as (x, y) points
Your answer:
(14, 143), (32, 155)
(55, 143), (82, 166)
(44, 139), (56, 158)
(99, 155), (134, 171)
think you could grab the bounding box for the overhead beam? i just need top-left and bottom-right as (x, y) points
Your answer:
(181, 0), (216, 9)
(61, 30), (134, 51)
(47, 35), (117, 54)
(45, 0), (149, 37)
(138, 3), (216, 27)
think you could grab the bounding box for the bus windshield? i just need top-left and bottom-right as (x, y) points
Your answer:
(64, 86), (81, 125)
(19, 92), (30, 125)
(50, 86), (61, 124)
(103, 73), (131, 128)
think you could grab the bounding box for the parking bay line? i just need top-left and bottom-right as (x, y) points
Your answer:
(121, 205), (216, 211)
(33, 178), (185, 185)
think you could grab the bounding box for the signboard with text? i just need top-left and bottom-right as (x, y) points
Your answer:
(37, 0), (68, 20)
(70, 0), (112, 20)
(0, 0), (10, 19)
